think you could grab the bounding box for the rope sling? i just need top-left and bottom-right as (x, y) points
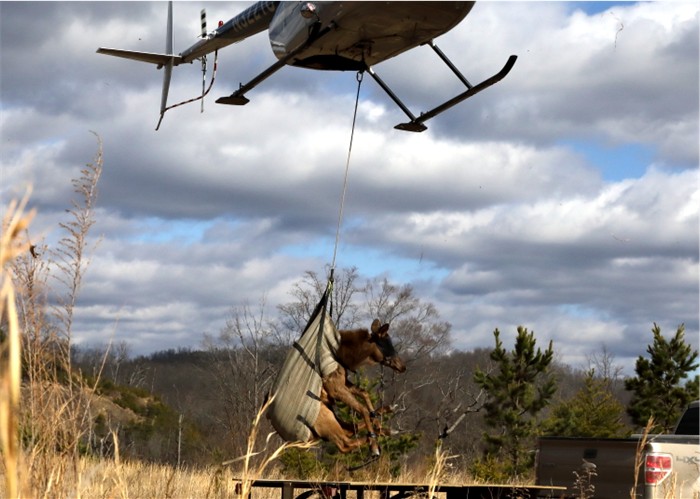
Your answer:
(267, 73), (364, 442)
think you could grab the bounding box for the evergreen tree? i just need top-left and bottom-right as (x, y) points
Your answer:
(473, 326), (556, 479)
(544, 369), (630, 438)
(625, 323), (699, 432)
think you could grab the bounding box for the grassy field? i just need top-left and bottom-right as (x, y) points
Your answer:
(1, 449), (529, 499)
(3, 457), (242, 498)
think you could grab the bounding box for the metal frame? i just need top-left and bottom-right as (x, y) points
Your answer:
(365, 42), (517, 132)
(234, 478), (565, 499)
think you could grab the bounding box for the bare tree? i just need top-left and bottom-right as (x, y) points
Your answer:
(202, 299), (279, 456)
(109, 341), (130, 384)
(586, 345), (624, 390)
(275, 266), (362, 341)
(364, 277), (451, 362)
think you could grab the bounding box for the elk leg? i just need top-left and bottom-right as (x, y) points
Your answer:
(312, 402), (366, 453)
(323, 371), (380, 455)
(345, 380), (377, 417)
(320, 389), (389, 437)
(337, 416), (394, 437)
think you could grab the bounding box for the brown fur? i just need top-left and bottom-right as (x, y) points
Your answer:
(311, 319), (406, 455)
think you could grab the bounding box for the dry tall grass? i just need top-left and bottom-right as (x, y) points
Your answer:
(631, 418), (654, 499)
(427, 441), (455, 498)
(1, 192), (35, 498)
(223, 395), (316, 499)
(1, 137), (106, 498)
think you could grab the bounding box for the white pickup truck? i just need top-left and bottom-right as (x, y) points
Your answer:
(535, 400), (699, 499)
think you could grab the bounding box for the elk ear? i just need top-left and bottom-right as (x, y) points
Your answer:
(377, 324), (390, 337)
(371, 319), (381, 333)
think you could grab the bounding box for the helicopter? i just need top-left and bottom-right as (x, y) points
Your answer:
(97, 1), (517, 131)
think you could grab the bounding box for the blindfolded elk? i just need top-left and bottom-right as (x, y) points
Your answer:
(313, 319), (406, 455)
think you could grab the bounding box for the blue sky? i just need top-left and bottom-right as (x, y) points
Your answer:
(1, 1), (698, 376)
(560, 139), (654, 181)
(574, 2), (629, 15)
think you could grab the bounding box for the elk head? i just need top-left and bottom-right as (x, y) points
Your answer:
(370, 319), (406, 373)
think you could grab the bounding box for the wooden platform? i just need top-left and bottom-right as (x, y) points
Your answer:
(234, 478), (567, 499)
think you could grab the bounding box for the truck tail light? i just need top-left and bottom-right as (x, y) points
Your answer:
(645, 453), (673, 485)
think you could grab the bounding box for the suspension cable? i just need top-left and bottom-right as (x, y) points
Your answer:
(331, 71), (363, 272)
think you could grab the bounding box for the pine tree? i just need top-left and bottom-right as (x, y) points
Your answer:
(544, 369), (630, 438)
(625, 323), (699, 433)
(473, 326), (556, 479)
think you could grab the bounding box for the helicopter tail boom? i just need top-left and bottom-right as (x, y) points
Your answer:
(95, 48), (182, 67)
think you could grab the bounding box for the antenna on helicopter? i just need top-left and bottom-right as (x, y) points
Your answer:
(200, 9), (207, 113)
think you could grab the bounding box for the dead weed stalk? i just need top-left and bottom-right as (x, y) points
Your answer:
(631, 418), (654, 499)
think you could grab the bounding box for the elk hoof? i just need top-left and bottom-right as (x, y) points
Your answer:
(369, 433), (380, 456)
